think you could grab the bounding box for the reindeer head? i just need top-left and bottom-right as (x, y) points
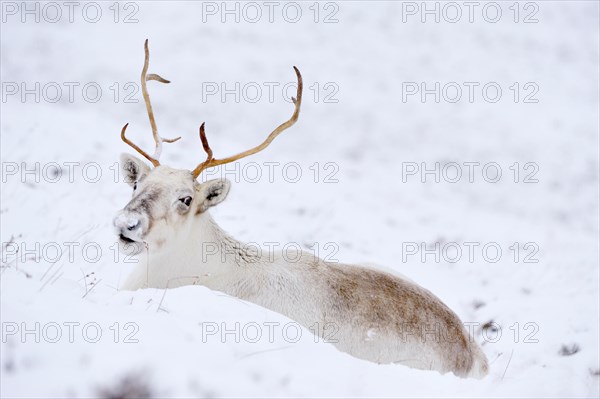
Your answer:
(113, 40), (302, 255)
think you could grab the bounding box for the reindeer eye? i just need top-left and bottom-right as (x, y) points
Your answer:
(180, 196), (192, 206)
(133, 182), (137, 190)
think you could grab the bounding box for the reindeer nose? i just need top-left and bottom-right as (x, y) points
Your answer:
(127, 220), (140, 231)
(113, 211), (147, 240)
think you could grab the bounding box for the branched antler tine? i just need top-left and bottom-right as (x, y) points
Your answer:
(191, 67), (303, 179)
(199, 123), (214, 161)
(141, 39), (160, 154)
(119, 40), (181, 166)
(146, 73), (170, 83)
(190, 123), (214, 177)
(120, 123), (160, 166)
(140, 39), (180, 163)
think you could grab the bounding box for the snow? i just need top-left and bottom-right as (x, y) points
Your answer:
(1, 1), (599, 397)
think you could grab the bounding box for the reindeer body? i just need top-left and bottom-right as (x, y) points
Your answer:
(118, 172), (488, 378)
(113, 40), (488, 379)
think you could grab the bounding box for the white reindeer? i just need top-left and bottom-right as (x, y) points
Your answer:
(113, 40), (489, 379)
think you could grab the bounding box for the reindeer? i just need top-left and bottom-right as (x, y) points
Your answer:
(113, 40), (489, 379)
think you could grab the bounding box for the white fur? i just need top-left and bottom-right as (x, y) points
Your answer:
(115, 157), (489, 379)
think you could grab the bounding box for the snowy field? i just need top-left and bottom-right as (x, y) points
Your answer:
(1, 1), (599, 397)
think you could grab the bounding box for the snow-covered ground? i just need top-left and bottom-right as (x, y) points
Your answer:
(1, 1), (599, 397)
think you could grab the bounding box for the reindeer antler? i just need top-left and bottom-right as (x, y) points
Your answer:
(191, 66), (303, 179)
(120, 39), (181, 167)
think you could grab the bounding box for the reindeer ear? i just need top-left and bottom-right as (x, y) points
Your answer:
(196, 179), (231, 214)
(120, 153), (151, 186)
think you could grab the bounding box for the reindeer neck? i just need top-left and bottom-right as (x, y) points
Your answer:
(141, 212), (266, 291)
